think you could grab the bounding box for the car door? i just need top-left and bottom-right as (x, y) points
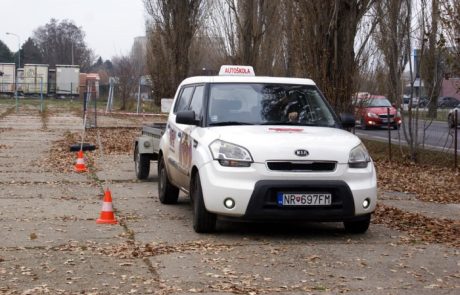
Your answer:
(167, 86), (194, 188)
(177, 85), (205, 190)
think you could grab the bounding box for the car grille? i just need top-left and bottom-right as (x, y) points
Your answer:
(379, 114), (394, 119)
(266, 161), (336, 172)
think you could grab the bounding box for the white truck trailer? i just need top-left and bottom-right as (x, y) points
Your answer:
(56, 65), (80, 96)
(23, 64), (49, 94)
(0, 63), (16, 94)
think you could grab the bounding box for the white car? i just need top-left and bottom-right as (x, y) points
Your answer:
(157, 65), (377, 234)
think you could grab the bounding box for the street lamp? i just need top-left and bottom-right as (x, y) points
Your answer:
(5, 32), (20, 68)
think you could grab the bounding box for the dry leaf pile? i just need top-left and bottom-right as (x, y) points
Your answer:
(375, 160), (459, 204)
(373, 204), (460, 247)
(85, 127), (140, 155)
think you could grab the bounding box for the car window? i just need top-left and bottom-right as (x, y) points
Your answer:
(173, 86), (194, 113)
(189, 85), (204, 120)
(207, 83), (337, 127)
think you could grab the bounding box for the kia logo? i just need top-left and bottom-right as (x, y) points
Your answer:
(294, 149), (309, 157)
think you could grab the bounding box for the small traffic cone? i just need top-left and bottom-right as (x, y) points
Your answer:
(74, 150), (87, 173)
(96, 189), (118, 224)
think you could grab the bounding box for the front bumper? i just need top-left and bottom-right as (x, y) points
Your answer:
(199, 161), (377, 220)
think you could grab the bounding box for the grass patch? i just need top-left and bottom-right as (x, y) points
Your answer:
(401, 108), (451, 122)
(362, 138), (458, 169)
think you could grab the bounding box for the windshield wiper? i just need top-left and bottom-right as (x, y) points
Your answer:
(209, 121), (254, 126)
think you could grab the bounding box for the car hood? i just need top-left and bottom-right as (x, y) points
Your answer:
(200, 125), (362, 164)
(364, 107), (398, 115)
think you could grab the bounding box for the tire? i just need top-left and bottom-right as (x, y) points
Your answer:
(158, 156), (179, 204)
(134, 145), (150, 180)
(69, 143), (96, 152)
(191, 173), (216, 233)
(344, 214), (371, 234)
(392, 124), (398, 130)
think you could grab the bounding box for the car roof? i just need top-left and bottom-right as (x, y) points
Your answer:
(178, 75), (316, 87)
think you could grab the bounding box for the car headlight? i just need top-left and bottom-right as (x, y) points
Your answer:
(367, 112), (379, 118)
(348, 143), (370, 168)
(209, 140), (253, 167)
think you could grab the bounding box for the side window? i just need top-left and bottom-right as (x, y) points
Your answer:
(174, 86), (194, 113)
(189, 86), (204, 120)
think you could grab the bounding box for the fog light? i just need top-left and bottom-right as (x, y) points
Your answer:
(362, 198), (370, 209)
(224, 198), (235, 209)
(143, 141), (151, 148)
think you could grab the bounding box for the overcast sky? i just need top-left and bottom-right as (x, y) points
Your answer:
(0, 0), (146, 60)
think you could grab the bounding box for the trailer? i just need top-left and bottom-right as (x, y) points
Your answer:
(56, 65), (80, 96)
(16, 68), (24, 93)
(48, 69), (56, 94)
(24, 64), (49, 94)
(0, 63), (16, 94)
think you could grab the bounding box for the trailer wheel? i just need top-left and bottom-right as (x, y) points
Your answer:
(158, 156), (179, 204)
(134, 145), (150, 179)
(191, 172), (216, 233)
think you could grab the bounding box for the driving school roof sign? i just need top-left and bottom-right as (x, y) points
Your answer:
(219, 65), (255, 76)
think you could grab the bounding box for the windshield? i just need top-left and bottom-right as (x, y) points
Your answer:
(361, 97), (392, 107)
(207, 84), (337, 127)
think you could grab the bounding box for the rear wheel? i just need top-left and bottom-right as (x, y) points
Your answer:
(344, 214), (371, 234)
(158, 157), (179, 204)
(191, 173), (216, 233)
(134, 145), (150, 179)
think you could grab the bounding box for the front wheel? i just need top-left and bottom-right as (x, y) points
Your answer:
(134, 145), (150, 179)
(158, 157), (179, 204)
(344, 214), (371, 234)
(191, 173), (216, 233)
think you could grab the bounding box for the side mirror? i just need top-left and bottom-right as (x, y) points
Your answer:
(176, 110), (199, 125)
(339, 113), (355, 129)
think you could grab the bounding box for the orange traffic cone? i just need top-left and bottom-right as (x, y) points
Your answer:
(74, 150), (87, 172)
(96, 189), (118, 224)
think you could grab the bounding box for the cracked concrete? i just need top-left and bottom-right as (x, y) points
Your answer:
(0, 101), (459, 294)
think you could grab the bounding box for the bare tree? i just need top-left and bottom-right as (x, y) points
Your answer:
(421, 0), (445, 118)
(296, 0), (376, 114)
(144, 0), (205, 104)
(33, 19), (94, 70)
(112, 55), (137, 110)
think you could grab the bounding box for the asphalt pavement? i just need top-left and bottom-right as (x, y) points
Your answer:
(355, 120), (459, 153)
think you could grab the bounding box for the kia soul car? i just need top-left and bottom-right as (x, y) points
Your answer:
(152, 65), (377, 234)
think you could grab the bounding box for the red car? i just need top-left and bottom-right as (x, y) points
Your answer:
(355, 95), (401, 130)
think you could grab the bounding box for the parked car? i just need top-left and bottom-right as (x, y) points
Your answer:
(438, 96), (459, 108)
(448, 104), (460, 128)
(355, 95), (401, 130)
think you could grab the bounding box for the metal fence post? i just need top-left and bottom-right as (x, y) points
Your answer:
(455, 109), (458, 170)
(387, 107), (392, 162)
(40, 77), (44, 112)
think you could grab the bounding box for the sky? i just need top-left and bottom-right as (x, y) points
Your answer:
(0, 0), (146, 60)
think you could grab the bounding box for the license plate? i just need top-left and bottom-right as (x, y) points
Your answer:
(381, 118), (393, 123)
(277, 193), (332, 206)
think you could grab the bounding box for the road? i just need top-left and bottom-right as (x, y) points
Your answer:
(355, 120), (459, 153)
(0, 104), (459, 294)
